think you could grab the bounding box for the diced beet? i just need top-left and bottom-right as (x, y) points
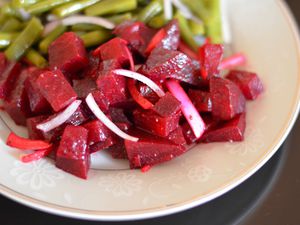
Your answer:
(108, 138), (127, 159)
(201, 113), (246, 142)
(125, 129), (186, 168)
(49, 32), (88, 74)
(73, 77), (97, 99)
(56, 125), (90, 179)
(0, 61), (21, 99)
(65, 104), (89, 126)
(91, 90), (110, 112)
(210, 76), (246, 120)
(82, 53), (100, 79)
(3, 68), (31, 125)
(96, 60), (127, 107)
(93, 38), (131, 68)
(0, 53), (7, 75)
(157, 20), (180, 51)
(113, 21), (156, 57)
(35, 70), (77, 112)
(25, 69), (51, 114)
(138, 48), (201, 85)
(83, 120), (113, 145)
(198, 43), (224, 79)
(133, 108), (181, 137)
(152, 92), (181, 117)
(116, 122), (131, 131)
(188, 89), (212, 112)
(167, 127), (186, 145)
(27, 115), (48, 140)
(182, 123), (198, 144)
(90, 138), (115, 153)
(109, 107), (131, 124)
(226, 70), (264, 100)
(137, 83), (160, 103)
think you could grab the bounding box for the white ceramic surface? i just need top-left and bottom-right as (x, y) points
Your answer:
(0, 0), (300, 221)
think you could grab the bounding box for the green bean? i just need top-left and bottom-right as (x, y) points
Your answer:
(0, 18), (23, 32)
(5, 17), (43, 61)
(107, 13), (132, 25)
(148, 12), (167, 28)
(137, 0), (162, 23)
(0, 14), (7, 28)
(52, 0), (101, 18)
(39, 25), (66, 54)
(26, 0), (75, 15)
(84, 0), (137, 17)
(79, 29), (112, 48)
(71, 23), (104, 32)
(12, 0), (41, 8)
(174, 11), (198, 51)
(1, 3), (29, 20)
(205, 0), (222, 43)
(0, 32), (19, 49)
(181, 0), (210, 24)
(189, 20), (205, 36)
(24, 48), (48, 68)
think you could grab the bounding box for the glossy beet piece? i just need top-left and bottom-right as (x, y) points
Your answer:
(0, 61), (21, 99)
(109, 107), (131, 124)
(0, 53), (7, 75)
(49, 32), (88, 74)
(210, 76), (246, 120)
(198, 43), (224, 79)
(182, 123), (198, 144)
(96, 60), (127, 107)
(167, 127), (186, 145)
(73, 77), (97, 99)
(125, 129), (186, 168)
(83, 53), (100, 79)
(90, 138), (115, 153)
(113, 21), (156, 57)
(139, 48), (201, 85)
(27, 115), (47, 140)
(93, 38), (131, 68)
(56, 125), (90, 179)
(35, 70), (77, 112)
(137, 83), (160, 103)
(201, 113), (246, 142)
(25, 69), (51, 114)
(83, 120), (113, 145)
(226, 70), (264, 100)
(188, 89), (212, 112)
(3, 68), (31, 125)
(108, 138), (127, 159)
(157, 20), (180, 51)
(152, 92), (181, 117)
(133, 108), (181, 137)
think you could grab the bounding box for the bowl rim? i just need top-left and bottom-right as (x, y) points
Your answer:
(1, 0), (300, 221)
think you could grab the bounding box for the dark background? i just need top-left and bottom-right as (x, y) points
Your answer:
(1, 0), (300, 224)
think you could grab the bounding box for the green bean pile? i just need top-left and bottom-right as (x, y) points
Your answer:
(0, 0), (222, 68)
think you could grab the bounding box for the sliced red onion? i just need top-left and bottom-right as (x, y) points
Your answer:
(219, 53), (246, 70)
(36, 100), (82, 132)
(113, 69), (165, 97)
(166, 79), (205, 138)
(85, 93), (139, 142)
(164, 0), (173, 20)
(171, 0), (203, 24)
(43, 15), (115, 36)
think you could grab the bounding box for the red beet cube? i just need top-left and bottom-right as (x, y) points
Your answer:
(114, 21), (156, 57)
(90, 138), (115, 153)
(93, 38), (131, 68)
(137, 83), (160, 103)
(226, 70), (264, 100)
(109, 107), (131, 124)
(49, 32), (88, 74)
(108, 138), (127, 159)
(73, 77), (97, 99)
(157, 19), (180, 51)
(35, 70), (77, 112)
(210, 76), (246, 120)
(0, 53), (7, 75)
(26, 115), (48, 140)
(25, 69), (51, 114)
(0, 61), (21, 99)
(152, 92), (181, 117)
(182, 123), (198, 144)
(201, 113), (246, 142)
(3, 68), (31, 125)
(198, 43), (224, 79)
(139, 48), (201, 85)
(83, 53), (101, 79)
(56, 125), (90, 179)
(83, 120), (113, 145)
(65, 105), (89, 126)
(188, 89), (212, 112)
(167, 127), (186, 145)
(133, 108), (181, 137)
(125, 129), (186, 168)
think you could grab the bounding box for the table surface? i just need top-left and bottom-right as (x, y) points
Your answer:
(1, 0), (300, 224)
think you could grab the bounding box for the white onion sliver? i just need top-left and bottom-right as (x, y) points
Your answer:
(166, 80), (205, 138)
(113, 69), (165, 97)
(85, 94), (139, 142)
(164, 0), (173, 20)
(43, 15), (115, 36)
(36, 100), (82, 132)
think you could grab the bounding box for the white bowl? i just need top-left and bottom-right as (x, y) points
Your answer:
(0, 0), (300, 221)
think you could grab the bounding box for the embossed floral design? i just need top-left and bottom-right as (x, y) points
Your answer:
(227, 127), (265, 156)
(98, 172), (142, 197)
(10, 160), (64, 190)
(187, 165), (212, 183)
